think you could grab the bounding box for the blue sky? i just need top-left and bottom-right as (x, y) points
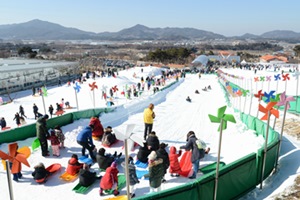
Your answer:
(1, 0), (299, 36)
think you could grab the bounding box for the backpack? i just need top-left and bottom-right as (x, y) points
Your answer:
(195, 139), (206, 150)
(195, 139), (206, 159)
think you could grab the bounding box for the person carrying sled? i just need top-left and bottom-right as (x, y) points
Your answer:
(180, 131), (206, 179)
(102, 126), (117, 147)
(66, 154), (84, 175)
(79, 163), (97, 187)
(89, 116), (104, 141)
(143, 103), (155, 140)
(100, 161), (120, 196)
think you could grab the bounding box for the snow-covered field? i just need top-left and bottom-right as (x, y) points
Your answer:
(0, 67), (299, 200)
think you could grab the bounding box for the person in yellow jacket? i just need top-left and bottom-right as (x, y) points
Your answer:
(143, 103), (155, 140)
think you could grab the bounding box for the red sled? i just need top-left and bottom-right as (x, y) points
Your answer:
(35, 163), (61, 183)
(179, 151), (193, 177)
(55, 110), (65, 116)
(1, 127), (11, 131)
(102, 139), (121, 148)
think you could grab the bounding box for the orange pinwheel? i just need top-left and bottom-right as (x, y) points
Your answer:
(88, 82), (98, 91)
(0, 143), (30, 173)
(258, 102), (279, 120)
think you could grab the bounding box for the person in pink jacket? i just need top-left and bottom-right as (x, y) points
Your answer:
(168, 146), (182, 177)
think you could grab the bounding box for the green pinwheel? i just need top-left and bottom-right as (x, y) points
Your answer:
(208, 106), (236, 131)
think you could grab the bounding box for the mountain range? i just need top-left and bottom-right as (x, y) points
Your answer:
(0, 19), (299, 41)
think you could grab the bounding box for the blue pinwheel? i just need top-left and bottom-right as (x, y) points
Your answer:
(225, 82), (229, 86)
(274, 74), (281, 81)
(232, 87), (238, 94)
(263, 90), (275, 103)
(73, 82), (81, 93)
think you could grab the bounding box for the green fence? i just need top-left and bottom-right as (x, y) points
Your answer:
(0, 77), (280, 200)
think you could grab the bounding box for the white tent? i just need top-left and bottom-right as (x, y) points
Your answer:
(241, 60), (247, 65)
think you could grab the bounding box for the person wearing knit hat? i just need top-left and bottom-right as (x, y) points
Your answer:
(145, 151), (164, 193)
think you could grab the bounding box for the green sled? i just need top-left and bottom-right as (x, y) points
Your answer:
(72, 183), (92, 194)
(105, 174), (126, 194)
(32, 138), (40, 151)
(199, 162), (226, 174)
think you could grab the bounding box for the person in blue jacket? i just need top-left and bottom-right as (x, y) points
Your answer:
(77, 124), (96, 161)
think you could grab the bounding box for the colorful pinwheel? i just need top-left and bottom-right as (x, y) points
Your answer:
(236, 90), (242, 96)
(225, 82), (229, 86)
(208, 106), (236, 131)
(293, 71), (300, 80)
(254, 77), (259, 82)
(41, 86), (48, 97)
(242, 89), (250, 97)
(258, 102), (279, 120)
(254, 90), (264, 101)
(276, 91), (295, 110)
(0, 143), (30, 174)
(232, 87), (238, 94)
(260, 76), (265, 81)
(274, 74), (281, 81)
(263, 90), (275, 103)
(73, 82), (81, 93)
(112, 85), (118, 93)
(88, 82), (98, 91)
(266, 76), (271, 81)
(282, 73), (290, 81)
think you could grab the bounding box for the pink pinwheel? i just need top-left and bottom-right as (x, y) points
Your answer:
(276, 91), (295, 110)
(282, 73), (290, 81)
(266, 76), (271, 81)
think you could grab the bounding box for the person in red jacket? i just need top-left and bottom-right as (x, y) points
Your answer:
(66, 154), (83, 175)
(89, 116), (104, 140)
(169, 146), (182, 177)
(99, 162), (119, 196)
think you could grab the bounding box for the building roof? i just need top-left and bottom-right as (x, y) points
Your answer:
(0, 58), (78, 72)
(260, 54), (288, 63)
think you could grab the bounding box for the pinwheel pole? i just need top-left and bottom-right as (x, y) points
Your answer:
(5, 160), (14, 200)
(74, 89), (79, 111)
(208, 106), (236, 200)
(249, 80), (253, 115)
(114, 124), (143, 200)
(41, 93), (46, 114)
(294, 71), (300, 112)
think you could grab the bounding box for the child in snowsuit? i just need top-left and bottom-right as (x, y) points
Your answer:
(121, 156), (139, 198)
(66, 154), (84, 175)
(47, 130), (60, 157)
(100, 162), (119, 196)
(54, 125), (65, 149)
(32, 162), (50, 183)
(169, 146), (182, 177)
(102, 126), (117, 147)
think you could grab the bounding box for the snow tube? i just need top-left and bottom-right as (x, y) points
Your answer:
(179, 151), (193, 177)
